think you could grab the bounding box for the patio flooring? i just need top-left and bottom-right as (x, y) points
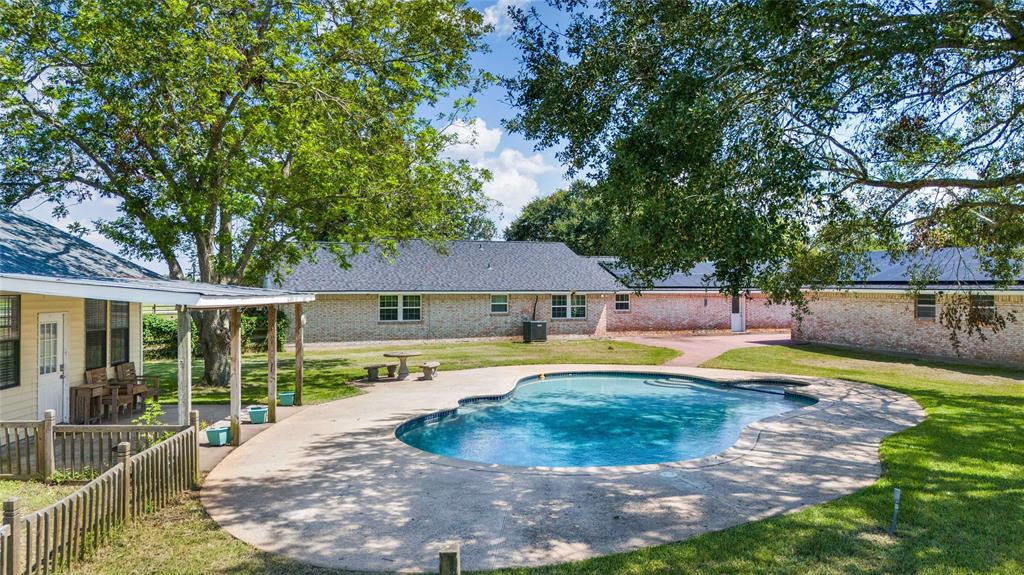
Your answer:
(201, 364), (925, 572)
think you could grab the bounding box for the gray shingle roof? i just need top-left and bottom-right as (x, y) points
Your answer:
(851, 248), (1023, 290)
(1, 210), (313, 306)
(278, 241), (623, 293)
(1, 209), (162, 280)
(601, 248), (1023, 291)
(600, 260), (723, 290)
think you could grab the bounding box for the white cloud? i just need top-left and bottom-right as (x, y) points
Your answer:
(477, 148), (559, 225)
(445, 118), (502, 160)
(483, 0), (532, 36)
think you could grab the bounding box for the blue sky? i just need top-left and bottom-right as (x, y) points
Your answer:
(18, 0), (571, 275)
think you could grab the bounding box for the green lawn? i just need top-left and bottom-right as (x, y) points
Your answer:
(0, 480), (77, 513)
(68, 344), (1024, 574)
(147, 339), (679, 405)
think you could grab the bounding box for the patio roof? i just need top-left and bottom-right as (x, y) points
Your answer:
(0, 209), (313, 307)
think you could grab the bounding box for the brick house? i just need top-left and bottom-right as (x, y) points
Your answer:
(276, 241), (791, 343)
(794, 249), (1024, 366)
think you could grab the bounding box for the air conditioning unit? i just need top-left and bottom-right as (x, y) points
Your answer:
(522, 320), (547, 343)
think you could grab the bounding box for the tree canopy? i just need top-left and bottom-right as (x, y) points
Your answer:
(503, 181), (610, 255)
(505, 0), (1024, 316)
(0, 0), (490, 384)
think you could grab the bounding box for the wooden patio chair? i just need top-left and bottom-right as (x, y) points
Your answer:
(87, 368), (132, 423)
(115, 362), (159, 411)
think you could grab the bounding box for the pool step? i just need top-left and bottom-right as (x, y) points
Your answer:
(643, 378), (695, 388)
(730, 383), (789, 395)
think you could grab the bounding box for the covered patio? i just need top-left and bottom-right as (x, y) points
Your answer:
(1, 273), (314, 445)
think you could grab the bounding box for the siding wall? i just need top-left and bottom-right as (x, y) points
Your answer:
(793, 292), (1024, 366)
(0, 293), (143, 421)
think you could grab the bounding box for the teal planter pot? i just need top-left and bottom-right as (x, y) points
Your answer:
(206, 427), (231, 447)
(248, 406), (268, 424)
(278, 391), (295, 406)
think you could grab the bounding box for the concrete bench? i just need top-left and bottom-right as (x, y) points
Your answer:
(363, 363), (399, 381)
(418, 361), (440, 380)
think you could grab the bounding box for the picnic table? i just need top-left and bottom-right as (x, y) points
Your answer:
(382, 351), (422, 380)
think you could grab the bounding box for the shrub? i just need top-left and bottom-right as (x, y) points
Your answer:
(143, 309), (289, 359)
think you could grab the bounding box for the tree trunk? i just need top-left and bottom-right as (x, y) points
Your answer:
(197, 309), (231, 387)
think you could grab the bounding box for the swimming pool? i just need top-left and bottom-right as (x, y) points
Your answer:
(395, 372), (816, 468)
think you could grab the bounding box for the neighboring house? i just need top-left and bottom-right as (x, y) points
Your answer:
(276, 241), (791, 343)
(795, 249), (1024, 366)
(0, 210), (311, 423)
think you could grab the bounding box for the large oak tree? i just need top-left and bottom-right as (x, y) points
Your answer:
(505, 0), (1023, 336)
(0, 0), (491, 385)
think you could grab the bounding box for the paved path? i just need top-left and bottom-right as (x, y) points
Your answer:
(201, 364), (924, 572)
(159, 404), (308, 472)
(618, 332), (792, 366)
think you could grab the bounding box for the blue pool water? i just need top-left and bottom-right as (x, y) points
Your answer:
(396, 372), (815, 467)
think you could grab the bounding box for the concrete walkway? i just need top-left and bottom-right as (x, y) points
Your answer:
(618, 331), (792, 366)
(201, 364), (924, 572)
(159, 404), (308, 472)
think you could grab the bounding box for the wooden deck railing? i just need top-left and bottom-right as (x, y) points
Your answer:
(0, 411), (187, 480)
(0, 422), (47, 480)
(1, 412), (199, 575)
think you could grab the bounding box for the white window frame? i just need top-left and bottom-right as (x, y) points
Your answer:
(614, 293), (630, 312)
(571, 294), (587, 318)
(914, 293), (936, 320)
(552, 293), (586, 319)
(379, 294), (422, 322)
(490, 294), (509, 314)
(551, 294), (568, 319)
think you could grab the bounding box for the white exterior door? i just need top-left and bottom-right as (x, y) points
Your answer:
(37, 313), (68, 421)
(730, 296), (746, 333)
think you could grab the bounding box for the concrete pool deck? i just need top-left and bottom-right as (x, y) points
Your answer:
(201, 364), (926, 572)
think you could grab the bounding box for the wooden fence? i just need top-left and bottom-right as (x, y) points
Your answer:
(0, 411), (184, 480)
(0, 421), (48, 480)
(1, 413), (199, 575)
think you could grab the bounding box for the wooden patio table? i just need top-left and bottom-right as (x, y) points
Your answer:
(382, 351), (422, 381)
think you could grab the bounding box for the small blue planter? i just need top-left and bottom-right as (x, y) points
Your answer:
(248, 406), (268, 424)
(278, 391), (295, 406)
(206, 427), (231, 447)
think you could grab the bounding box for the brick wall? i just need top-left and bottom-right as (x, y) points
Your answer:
(793, 291), (1024, 366)
(285, 293), (610, 343)
(606, 293), (792, 332)
(286, 291), (791, 343)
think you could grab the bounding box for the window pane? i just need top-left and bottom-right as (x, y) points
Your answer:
(110, 301), (129, 364)
(379, 307), (398, 321)
(552, 306), (568, 318)
(915, 294), (935, 319)
(0, 295), (18, 339)
(402, 295), (421, 308)
(615, 294), (630, 311)
(379, 295), (398, 307)
(571, 304), (586, 318)
(0, 340), (18, 389)
(85, 299), (107, 330)
(971, 295), (996, 322)
(403, 307), (421, 321)
(491, 294), (508, 313)
(85, 299), (106, 369)
(551, 295), (567, 306)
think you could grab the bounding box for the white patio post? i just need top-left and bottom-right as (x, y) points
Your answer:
(230, 307), (242, 446)
(294, 302), (304, 406)
(267, 304), (278, 423)
(176, 306), (192, 426)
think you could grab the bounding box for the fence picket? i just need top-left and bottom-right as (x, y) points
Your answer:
(2, 423), (197, 575)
